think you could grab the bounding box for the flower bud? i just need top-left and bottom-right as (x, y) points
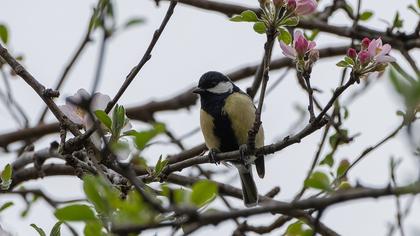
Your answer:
(287, 0), (297, 10)
(295, 0), (317, 15)
(295, 36), (309, 56)
(347, 48), (357, 59)
(358, 50), (370, 65)
(361, 37), (371, 50)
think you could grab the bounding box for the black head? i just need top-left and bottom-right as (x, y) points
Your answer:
(193, 71), (234, 95)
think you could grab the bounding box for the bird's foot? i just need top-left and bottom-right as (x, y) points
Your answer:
(239, 144), (251, 165)
(208, 148), (220, 165)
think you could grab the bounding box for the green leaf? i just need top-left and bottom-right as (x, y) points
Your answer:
(359, 11), (373, 21)
(344, 56), (355, 65)
(123, 17), (146, 29)
(240, 10), (259, 22)
(320, 153), (334, 167)
(0, 24), (8, 44)
(230, 10), (259, 22)
(306, 29), (320, 41)
(54, 204), (97, 222)
(0, 201), (13, 212)
(278, 27), (292, 44)
(84, 221), (103, 236)
(336, 60), (350, 68)
(304, 171), (331, 191)
(111, 104), (126, 136)
(83, 175), (107, 214)
(191, 180), (218, 207)
(253, 22), (266, 34)
(128, 123), (166, 150)
(344, 4), (354, 16)
(49, 221), (63, 236)
(418, 0), (420, 8)
(30, 224), (46, 236)
(392, 12), (403, 28)
(282, 17), (299, 26)
(1, 164), (12, 190)
(94, 110), (112, 130)
(337, 159), (350, 177)
(329, 129), (349, 148)
(286, 221), (313, 236)
(408, 5), (420, 15)
(154, 155), (169, 177)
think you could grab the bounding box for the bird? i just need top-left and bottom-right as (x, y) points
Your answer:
(193, 71), (265, 207)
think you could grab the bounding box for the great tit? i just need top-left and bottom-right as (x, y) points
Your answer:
(193, 71), (265, 207)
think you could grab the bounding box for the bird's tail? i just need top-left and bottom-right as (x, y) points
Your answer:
(236, 164), (258, 207)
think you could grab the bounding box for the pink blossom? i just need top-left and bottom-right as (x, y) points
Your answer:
(367, 38), (396, 63)
(295, 0), (317, 15)
(280, 30), (316, 60)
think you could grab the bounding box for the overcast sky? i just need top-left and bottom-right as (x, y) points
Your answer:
(1, 0), (420, 235)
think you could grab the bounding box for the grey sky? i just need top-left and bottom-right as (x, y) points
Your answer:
(1, 0), (419, 235)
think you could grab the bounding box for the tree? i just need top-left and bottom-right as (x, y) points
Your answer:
(0, 0), (419, 235)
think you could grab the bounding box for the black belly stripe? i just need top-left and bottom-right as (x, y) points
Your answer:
(201, 92), (239, 152)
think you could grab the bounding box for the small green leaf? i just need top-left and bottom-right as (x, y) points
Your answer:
(191, 180), (218, 207)
(1, 164), (12, 190)
(54, 204), (97, 222)
(84, 221), (103, 236)
(304, 171), (331, 191)
(396, 110), (405, 117)
(329, 129), (349, 148)
(336, 60), (350, 68)
(49, 221), (63, 236)
(253, 22), (266, 34)
(230, 10), (258, 22)
(418, 0), (420, 8)
(343, 107), (350, 119)
(123, 17), (146, 29)
(94, 110), (112, 130)
(0, 24), (9, 44)
(344, 56), (355, 65)
(240, 10), (259, 22)
(320, 153), (334, 167)
(128, 123), (166, 150)
(337, 159), (350, 177)
(111, 104), (127, 137)
(83, 175), (107, 214)
(408, 5), (420, 15)
(359, 11), (373, 21)
(338, 181), (352, 190)
(392, 12), (403, 28)
(230, 15), (244, 22)
(0, 201), (13, 212)
(282, 17), (299, 26)
(154, 155), (168, 176)
(30, 224), (46, 236)
(278, 27), (292, 44)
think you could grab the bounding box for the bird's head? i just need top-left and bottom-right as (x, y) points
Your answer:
(193, 71), (234, 96)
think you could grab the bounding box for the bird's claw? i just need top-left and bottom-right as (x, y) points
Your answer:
(208, 149), (220, 165)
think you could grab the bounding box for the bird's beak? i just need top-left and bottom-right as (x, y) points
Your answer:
(193, 87), (205, 94)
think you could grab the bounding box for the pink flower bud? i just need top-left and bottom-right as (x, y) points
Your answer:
(295, 35), (309, 56)
(361, 37), (371, 50)
(358, 50), (370, 65)
(295, 0), (317, 16)
(347, 48), (357, 59)
(287, 0), (297, 10)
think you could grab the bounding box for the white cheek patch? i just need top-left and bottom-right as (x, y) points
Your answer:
(207, 82), (233, 94)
